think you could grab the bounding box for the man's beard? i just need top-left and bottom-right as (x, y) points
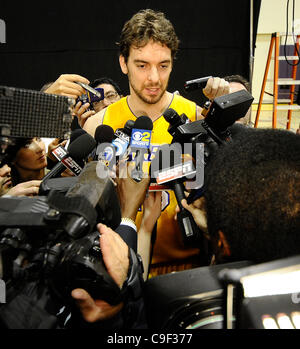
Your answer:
(128, 73), (168, 105)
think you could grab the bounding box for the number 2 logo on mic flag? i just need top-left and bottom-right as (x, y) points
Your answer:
(131, 129), (152, 148)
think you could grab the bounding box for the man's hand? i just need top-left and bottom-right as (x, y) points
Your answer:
(47, 138), (67, 162)
(115, 161), (150, 221)
(203, 77), (230, 100)
(73, 101), (96, 128)
(71, 224), (130, 322)
(44, 74), (89, 99)
(6, 180), (41, 197)
(141, 191), (162, 233)
(175, 193), (208, 235)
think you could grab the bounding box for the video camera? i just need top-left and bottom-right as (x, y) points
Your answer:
(0, 161), (130, 305)
(0, 84), (143, 311)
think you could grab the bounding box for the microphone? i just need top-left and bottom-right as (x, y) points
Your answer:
(49, 128), (87, 165)
(152, 143), (202, 246)
(91, 125), (115, 161)
(97, 120), (135, 168)
(184, 76), (212, 92)
(42, 133), (96, 182)
(111, 120), (134, 159)
(130, 116), (153, 182)
(70, 128), (86, 144)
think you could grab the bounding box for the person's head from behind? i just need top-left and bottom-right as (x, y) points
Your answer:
(223, 74), (252, 126)
(90, 77), (122, 112)
(6, 137), (47, 184)
(203, 128), (300, 264)
(117, 9), (179, 105)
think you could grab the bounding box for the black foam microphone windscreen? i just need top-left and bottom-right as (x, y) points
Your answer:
(42, 133), (96, 182)
(94, 125), (115, 144)
(70, 128), (86, 144)
(68, 133), (96, 160)
(133, 115), (153, 131)
(92, 125), (115, 161)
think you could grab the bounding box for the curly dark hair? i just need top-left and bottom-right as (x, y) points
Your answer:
(117, 9), (180, 63)
(204, 127), (300, 264)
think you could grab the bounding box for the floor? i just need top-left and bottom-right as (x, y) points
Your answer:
(250, 103), (300, 133)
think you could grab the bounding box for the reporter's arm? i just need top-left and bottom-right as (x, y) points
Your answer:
(113, 161), (150, 251)
(115, 161), (150, 222)
(138, 191), (162, 280)
(83, 108), (106, 136)
(44, 74), (89, 99)
(73, 101), (96, 128)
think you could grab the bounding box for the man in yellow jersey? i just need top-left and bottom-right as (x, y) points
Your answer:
(84, 9), (231, 277)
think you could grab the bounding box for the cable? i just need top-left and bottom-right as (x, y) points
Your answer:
(284, 0), (300, 66)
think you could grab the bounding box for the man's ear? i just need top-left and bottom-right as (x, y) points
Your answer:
(119, 55), (128, 75)
(216, 230), (231, 258)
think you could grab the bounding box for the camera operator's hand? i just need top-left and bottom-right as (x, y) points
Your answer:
(73, 101), (96, 128)
(44, 74), (89, 99)
(5, 180), (41, 197)
(203, 77), (230, 100)
(115, 161), (150, 221)
(71, 223), (129, 322)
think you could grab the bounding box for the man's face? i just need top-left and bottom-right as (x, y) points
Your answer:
(120, 40), (172, 105)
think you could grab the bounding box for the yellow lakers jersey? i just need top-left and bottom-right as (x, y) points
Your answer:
(102, 94), (201, 265)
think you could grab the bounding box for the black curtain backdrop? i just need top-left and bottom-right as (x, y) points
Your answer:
(0, 0), (261, 106)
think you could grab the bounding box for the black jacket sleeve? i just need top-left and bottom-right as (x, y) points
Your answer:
(115, 224), (137, 253)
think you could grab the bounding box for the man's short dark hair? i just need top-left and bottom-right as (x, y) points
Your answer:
(204, 128), (300, 264)
(223, 74), (251, 92)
